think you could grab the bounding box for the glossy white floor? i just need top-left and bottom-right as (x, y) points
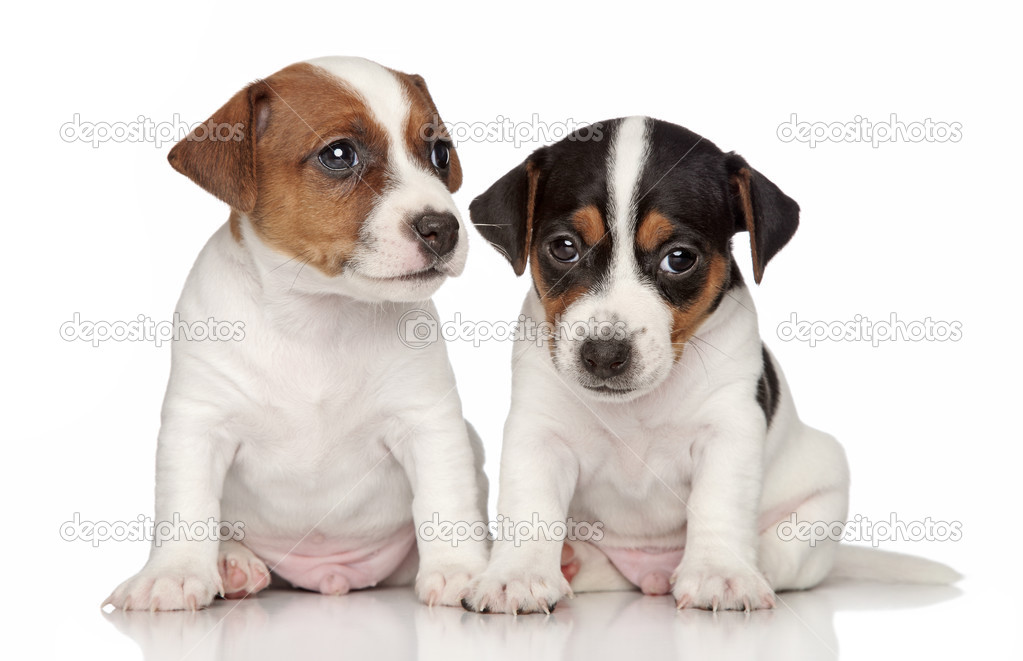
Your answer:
(77, 577), (1003, 660)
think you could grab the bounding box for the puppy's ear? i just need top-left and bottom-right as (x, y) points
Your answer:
(167, 81), (272, 212)
(726, 153), (800, 284)
(396, 71), (463, 193)
(469, 150), (546, 276)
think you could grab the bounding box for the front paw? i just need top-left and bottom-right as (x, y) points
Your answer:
(672, 563), (775, 612)
(461, 565), (572, 615)
(104, 562), (222, 611)
(416, 557), (486, 607)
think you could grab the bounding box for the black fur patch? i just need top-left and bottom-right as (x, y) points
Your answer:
(756, 345), (780, 426)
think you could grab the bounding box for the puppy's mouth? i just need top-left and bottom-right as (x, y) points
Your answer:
(364, 266), (447, 283)
(581, 383), (636, 397)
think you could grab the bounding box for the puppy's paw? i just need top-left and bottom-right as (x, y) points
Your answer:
(416, 560), (484, 607)
(218, 542), (271, 599)
(104, 563), (222, 612)
(672, 563), (775, 612)
(461, 566), (572, 615)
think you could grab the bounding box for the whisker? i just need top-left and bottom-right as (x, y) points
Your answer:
(269, 251), (309, 274)
(689, 335), (735, 360)
(289, 256), (313, 292)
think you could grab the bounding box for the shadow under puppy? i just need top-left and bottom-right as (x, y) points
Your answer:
(105, 56), (488, 611)
(462, 116), (958, 614)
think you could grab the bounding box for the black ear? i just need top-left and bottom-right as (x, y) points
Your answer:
(469, 149), (546, 276)
(726, 153), (800, 284)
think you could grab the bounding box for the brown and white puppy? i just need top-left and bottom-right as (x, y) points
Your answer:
(105, 57), (488, 611)
(462, 116), (958, 615)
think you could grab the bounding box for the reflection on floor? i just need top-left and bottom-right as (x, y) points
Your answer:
(104, 579), (961, 661)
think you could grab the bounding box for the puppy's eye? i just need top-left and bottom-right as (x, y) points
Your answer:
(549, 237), (580, 263)
(430, 141), (451, 170)
(319, 140), (359, 170)
(659, 248), (698, 274)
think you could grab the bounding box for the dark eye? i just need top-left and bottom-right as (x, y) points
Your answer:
(431, 141), (451, 170)
(318, 140), (359, 170)
(659, 248), (698, 274)
(549, 237), (580, 263)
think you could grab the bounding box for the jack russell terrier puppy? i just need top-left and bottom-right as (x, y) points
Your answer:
(462, 116), (959, 614)
(105, 57), (488, 611)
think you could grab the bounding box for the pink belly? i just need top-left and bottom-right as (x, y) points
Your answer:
(596, 544), (684, 595)
(245, 524), (416, 595)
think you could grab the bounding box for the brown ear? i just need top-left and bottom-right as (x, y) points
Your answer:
(167, 82), (271, 212)
(395, 71), (463, 193)
(726, 153), (800, 284)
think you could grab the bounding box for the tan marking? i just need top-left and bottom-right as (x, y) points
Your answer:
(392, 71), (463, 193)
(636, 210), (674, 252)
(571, 204), (605, 246)
(169, 62), (392, 274)
(529, 225), (588, 358)
(670, 253), (729, 359)
(730, 167), (762, 283)
(510, 160), (541, 276)
(228, 209), (242, 243)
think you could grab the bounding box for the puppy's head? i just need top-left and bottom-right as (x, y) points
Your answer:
(168, 56), (465, 302)
(470, 116), (799, 401)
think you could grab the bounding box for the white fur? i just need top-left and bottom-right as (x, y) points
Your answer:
(105, 58), (486, 611)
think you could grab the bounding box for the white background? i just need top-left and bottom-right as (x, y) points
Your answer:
(2, 1), (1020, 659)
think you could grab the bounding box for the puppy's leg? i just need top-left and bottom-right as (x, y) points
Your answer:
(104, 409), (236, 611)
(392, 409), (490, 607)
(672, 395), (776, 612)
(462, 418), (577, 614)
(757, 426), (850, 591)
(218, 539), (271, 599)
(561, 542), (634, 594)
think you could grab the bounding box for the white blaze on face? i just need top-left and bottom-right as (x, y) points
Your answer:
(305, 57), (466, 285)
(553, 116), (676, 396)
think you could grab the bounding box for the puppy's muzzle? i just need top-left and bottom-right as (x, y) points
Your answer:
(580, 337), (632, 379)
(412, 212), (459, 259)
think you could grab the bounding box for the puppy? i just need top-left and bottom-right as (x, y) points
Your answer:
(105, 57), (488, 611)
(463, 116), (958, 614)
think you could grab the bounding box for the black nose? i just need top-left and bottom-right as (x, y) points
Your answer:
(412, 212), (459, 258)
(580, 338), (632, 379)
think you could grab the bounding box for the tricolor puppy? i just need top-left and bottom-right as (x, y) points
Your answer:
(105, 57), (488, 611)
(462, 116), (958, 614)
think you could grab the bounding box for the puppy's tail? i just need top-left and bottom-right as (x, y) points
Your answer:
(829, 545), (961, 585)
